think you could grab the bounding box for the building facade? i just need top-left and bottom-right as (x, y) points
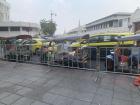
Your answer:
(131, 8), (140, 34)
(0, 21), (40, 37)
(86, 12), (131, 34)
(67, 12), (133, 35)
(0, 0), (40, 37)
(0, 0), (9, 21)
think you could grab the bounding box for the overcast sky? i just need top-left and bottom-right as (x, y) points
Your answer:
(8, 0), (140, 34)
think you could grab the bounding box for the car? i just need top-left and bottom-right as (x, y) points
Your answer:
(23, 38), (44, 54)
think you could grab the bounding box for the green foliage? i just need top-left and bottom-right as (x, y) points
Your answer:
(40, 19), (56, 36)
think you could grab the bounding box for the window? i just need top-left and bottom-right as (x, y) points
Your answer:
(10, 27), (20, 31)
(0, 27), (8, 31)
(31, 40), (37, 44)
(89, 36), (99, 43)
(22, 27), (32, 32)
(109, 21), (113, 27)
(119, 19), (123, 27)
(103, 36), (111, 41)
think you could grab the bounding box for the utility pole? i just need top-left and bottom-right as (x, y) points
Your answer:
(50, 10), (56, 22)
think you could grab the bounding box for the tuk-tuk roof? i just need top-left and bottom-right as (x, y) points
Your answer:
(47, 34), (89, 42)
(118, 34), (140, 41)
(0, 35), (32, 40)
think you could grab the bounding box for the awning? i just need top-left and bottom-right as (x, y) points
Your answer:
(118, 34), (140, 41)
(47, 34), (89, 42)
(0, 35), (32, 40)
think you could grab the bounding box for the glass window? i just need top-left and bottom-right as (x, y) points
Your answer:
(109, 21), (113, 27)
(99, 36), (104, 41)
(113, 36), (119, 41)
(23, 40), (31, 44)
(10, 27), (20, 31)
(103, 36), (111, 41)
(31, 40), (37, 44)
(22, 27), (32, 32)
(0, 27), (8, 31)
(89, 36), (99, 43)
(119, 19), (123, 27)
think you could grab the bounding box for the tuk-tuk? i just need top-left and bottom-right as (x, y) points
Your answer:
(105, 34), (140, 73)
(0, 35), (32, 61)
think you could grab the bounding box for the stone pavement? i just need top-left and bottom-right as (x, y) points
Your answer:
(0, 60), (140, 105)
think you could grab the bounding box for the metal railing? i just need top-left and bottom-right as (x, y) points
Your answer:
(0, 42), (140, 74)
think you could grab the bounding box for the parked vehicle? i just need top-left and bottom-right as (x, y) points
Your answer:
(40, 41), (57, 63)
(23, 38), (44, 55)
(105, 48), (139, 72)
(0, 35), (32, 61)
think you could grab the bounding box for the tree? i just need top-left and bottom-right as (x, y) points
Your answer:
(40, 19), (56, 36)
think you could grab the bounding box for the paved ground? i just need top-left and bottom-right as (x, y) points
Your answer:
(0, 60), (140, 105)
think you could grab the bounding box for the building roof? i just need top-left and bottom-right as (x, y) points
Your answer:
(67, 25), (86, 34)
(86, 12), (132, 27)
(0, 21), (40, 28)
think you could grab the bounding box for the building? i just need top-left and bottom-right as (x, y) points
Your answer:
(0, 21), (40, 37)
(0, 0), (9, 21)
(86, 12), (131, 34)
(67, 12), (133, 35)
(131, 8), (140, 34)
(67, 25), (86, 35)
(0, 0), (40, 37)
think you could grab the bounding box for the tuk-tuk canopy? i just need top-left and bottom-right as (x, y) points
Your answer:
(118, 34), (140, 41)
(46, 34), (89, 42)
(0, 35), (32, 40)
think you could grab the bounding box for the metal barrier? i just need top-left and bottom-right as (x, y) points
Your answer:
(100, 47), (140, 74)
(0, 41), (140, 74)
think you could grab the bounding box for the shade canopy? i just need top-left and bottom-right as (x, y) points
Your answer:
(52, 34), (89, 42)
(0, 35), (32, 40)
(118, 34), (140, 41)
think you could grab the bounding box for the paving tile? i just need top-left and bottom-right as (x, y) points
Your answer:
(113, 91), (131, 101)
(74, 92), (94, 102)
(96, 88), (113, 96)
(0, 81), (13, 88)
(100, 82), (114, 90)
(13, 85), (24, 91)
(50, 86), (94, 102)
(133, 102), (140, 105)
(0, 92), (11, 99)
(0, 102), (5, 105)
(11, 97), (34, 105)
(71, 100), (91, 105)
(31, 101), (49, 105)
(43, 93), (58, 104)
(18, 79), (34, 86)
(49, 87), (76, 98)
(51, 95), (73, 105)
(16, 87), (32, 95)
(112, 98), (132, 105)
(131, 91), (140, 103)
(43, 92), (73, 105)
(90, 103), (98, 105)
(0, 94), (21, 105)
(93, 94), (112, 105)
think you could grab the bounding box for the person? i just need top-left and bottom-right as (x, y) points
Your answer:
(114, 48), (121, 67)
